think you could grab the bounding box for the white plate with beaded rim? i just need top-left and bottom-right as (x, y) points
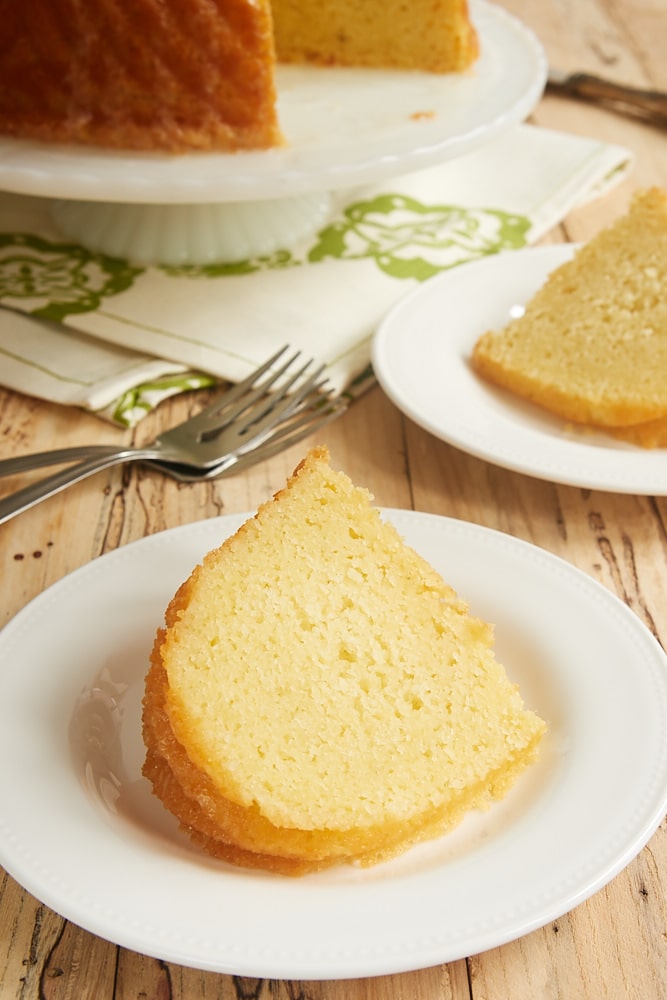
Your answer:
(373, 244), (667, 495)
(0, 510), (666, 978)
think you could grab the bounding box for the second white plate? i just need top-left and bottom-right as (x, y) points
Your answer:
(373, 245), (667, 494)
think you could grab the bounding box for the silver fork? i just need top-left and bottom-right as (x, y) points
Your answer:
(0, 346), (347, 525)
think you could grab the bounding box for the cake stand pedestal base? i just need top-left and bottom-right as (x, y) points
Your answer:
(51, 192), (333, 266)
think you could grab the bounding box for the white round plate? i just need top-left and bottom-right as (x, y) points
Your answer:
(0, 2), (546, 204)
(1, 512), (666, 979)
(373, 245), (667, 494)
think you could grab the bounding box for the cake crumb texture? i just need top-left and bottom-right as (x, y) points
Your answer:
(271, 0), (478, 72)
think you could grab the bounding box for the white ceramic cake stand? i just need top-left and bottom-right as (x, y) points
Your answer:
(0, 1), (546, 265)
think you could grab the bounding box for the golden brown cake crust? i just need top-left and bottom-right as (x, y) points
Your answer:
(143, 645), (543, 873)
(0, 0), (283, 152)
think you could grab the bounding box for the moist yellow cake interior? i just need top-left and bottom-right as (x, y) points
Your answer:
(142, 447), (546, 873)
(271, 0), (479, 73)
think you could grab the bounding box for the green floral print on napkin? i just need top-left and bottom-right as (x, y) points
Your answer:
(309, 195), (531, 280)
(160, 247), (299, 280)
(0, 196), (529, 427)
(0, 199), (530, 309)
(0, 233), (143, 321)
(110, 371), (217, 427)
(159, 197), (531, 282)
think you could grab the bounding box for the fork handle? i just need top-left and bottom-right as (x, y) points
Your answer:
(0, 448), (159, 526)
(547, 71), (667, 127)
(0, 445), (128, 477)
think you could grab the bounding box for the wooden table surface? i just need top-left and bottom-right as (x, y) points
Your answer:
(1, 1), (666, 997)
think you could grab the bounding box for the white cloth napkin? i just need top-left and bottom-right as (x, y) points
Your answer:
(0, 124), (632, 425)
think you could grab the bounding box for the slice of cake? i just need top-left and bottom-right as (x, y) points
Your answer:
(471, 188), (667, 447)
(0, 0), (479, 153)
(142, 447), (545, 874)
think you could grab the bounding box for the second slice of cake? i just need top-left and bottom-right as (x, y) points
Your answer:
(471, 187), (667, 447)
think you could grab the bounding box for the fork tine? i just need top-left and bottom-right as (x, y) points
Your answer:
(227, 363), (330, 443)
(174, 345), (292, 434)
(210, 397), (349, 476)
(251, 396), (346, 445)
(193, 356), (332, 450)
(196, 350), (309, 437)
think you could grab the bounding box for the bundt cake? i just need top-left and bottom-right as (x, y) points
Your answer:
(471, 188), (667, 448)
(142, 447), (546, 874)
(0, 0), (479, 153)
